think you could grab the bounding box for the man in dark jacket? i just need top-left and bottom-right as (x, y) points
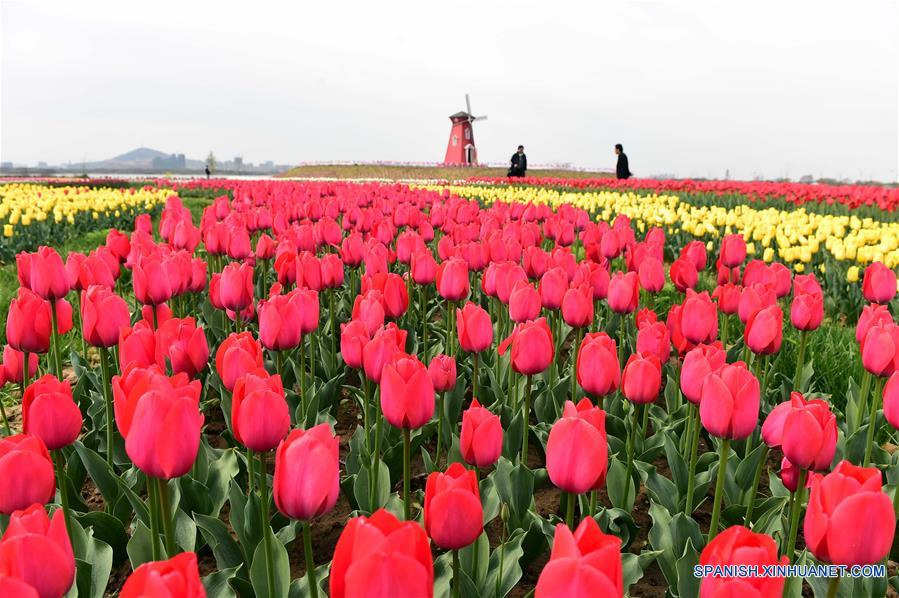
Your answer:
(615, 143), (631, 179)
(508, 145), (527, 177)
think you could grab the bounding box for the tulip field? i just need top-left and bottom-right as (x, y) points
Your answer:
(2, 177), (899, 597)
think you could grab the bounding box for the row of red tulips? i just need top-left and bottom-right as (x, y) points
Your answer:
(466, 176), (899, 211)
(0, 180), (897, 597)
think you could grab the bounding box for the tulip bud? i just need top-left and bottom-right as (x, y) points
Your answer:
(22, 375), (82, 450)
(498, 318), (554, 376)
(379, 353), (434, 429)
(622, 352), (662, 404)
(121, 552), (205, 598)
(456, 302), (493, 353)
(274, 424), (340, 520)
(698, 526), (786, 597)
(424, 462), (482, 550)
(0, 504), (75, 597)
(546, 399), (608, 494)
(460, 399), (503, 468)
(81, 286), (131, 348)
(232, 371), (290, 452)
(576, 332), (620, 397)
(0, 434), (56, 513)
(427, 354), (456, 393)
(535, 518), (622, 597)
(700, 362), (760, 440)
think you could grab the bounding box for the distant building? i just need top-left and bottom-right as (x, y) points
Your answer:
(151, 153), (187, 170)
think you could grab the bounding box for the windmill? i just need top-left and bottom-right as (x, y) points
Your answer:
(443, 93), (487, 166)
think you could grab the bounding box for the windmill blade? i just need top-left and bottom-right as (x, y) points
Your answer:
(472, 115), (488, 122)
(465, 93), (472, 115)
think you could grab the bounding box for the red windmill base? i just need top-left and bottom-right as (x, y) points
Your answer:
(443, 94), (487, 166)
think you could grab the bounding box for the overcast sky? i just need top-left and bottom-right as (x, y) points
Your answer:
(2, 1), (897, 180)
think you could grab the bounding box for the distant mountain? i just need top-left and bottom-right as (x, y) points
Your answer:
(109, 147), (170, 162)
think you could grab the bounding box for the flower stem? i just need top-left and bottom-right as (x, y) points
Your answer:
(302, 520), (318, 598)
(744, 445), (769, 526)
(257, 451), (275, 598)
(685, 404), (701, 513)
(708, 438), (731, 541)
(329, 290), (337, 367)
(473, 352), (479, 399)
(783, 468), (807, 559)
(855, 370), (873, 434)
(436, 391), (444, 469)
(571, 327), (583, 401)
(53, 450), (73, 539)
(157, 478), (176, 557)
(622, 403), (639, 509)
(793, 330), (809, 390)
(99, 346), (114, 467)
(863, 377), (885, 467)
(566, 491), (575, 529)
(371, 387), (383, 511)
(147, 476), (161, 561)
(299, 338), (306, 420)
(522, 375), (532, 464)
(452, 549), (461, 598)
(50, 301), (62, 379)
(403, 427), (412, 520)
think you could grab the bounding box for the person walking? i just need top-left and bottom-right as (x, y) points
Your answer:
(205, 164), (211, 179)
(508, 145), (527, 178)
(615, 144), (632, 180)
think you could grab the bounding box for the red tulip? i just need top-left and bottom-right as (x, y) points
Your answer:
(218, 262), (254, 312)
(760, 392), (836, 470)
(274, 423), (340, 520)
(680, 240), (708, 271)
(0, 576), (39, 597)
(232, 371), (290, 452)
(155, 317), (209, 379)
(719, 234), (747, 268)
(340, 320), (369, 369)
(635, 307), (657, 328)
(698, 526), (786, 598)
(258, 288), (318, 350)
(856, 303), (893, 344)
(118, 320), (160, 371)
(81, 286), (131, 348)
(535, 517), (622, 598)
(861, 322), (899, 376)
(499, 318), (554, 376)
(770, 262), (792, 298)
(460, 398), (503, 468)
(132, 253), (175, 305)
(411, 250), (437, 285)
(680, 343), (726, 404)
(330, 509), (433, 598)
(0, 504), (74, 598)
(1, 346), (38, 385)
(106, 229), (131, 261)
(362, 324), (407, 383)
(456, 302), (493, 353)
(494, 262), (528, 304)
(22, 375), (81, 451)
(122, 374), (203, 479)
(379, 353), (434, 429)
(636, 321), (670, 363)
(539, 267), (568, 310)
(427, 354), (456, 392)
(424, 462), (482, 550)
(790, 289), (823, 331)
(621, 353), (662, 404)
(680, 290), (719, 344)
(509, 281), (541, 323)
(523, 246), (550, 279)
(669, 257), (698, 293)
(16, 246), (70, 300)
(0, 434), (55, 513)
(436, 257), (469, 302)
(573, 260), (610, 300)
(744, 304), (783, 355)
(576, 332), (620, 397)
(862, 262), (897, 304)
(712, 283), (741, 315)
(321, 254), (345, 289)
(637, 257), (665, 293)
(700, 362), (759, 440)
(255, 234), (276, 260)
(883, 371), (899, 430)
(738, 284), (777, 324)
(363, 273), (408, 319)
(120, 552), (205, 598)
(561, 283), (594, 328)
(6, 288), (52, 354)
(607, 271), (639, 314)
(352, 290), (386, 337)
(215, 332), (264, 391)
(804, 461), (896, 565)
(546, 399), (608, 494)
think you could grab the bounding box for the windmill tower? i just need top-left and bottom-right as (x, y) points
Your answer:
(443, 94), (487, 166)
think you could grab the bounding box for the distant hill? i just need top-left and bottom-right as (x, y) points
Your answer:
(109, 147), (170, 162)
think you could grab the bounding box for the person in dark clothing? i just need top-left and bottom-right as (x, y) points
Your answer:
(205, 165), (211, 179)
(615, 143), (632, 179)
(508, 145), (527, 177)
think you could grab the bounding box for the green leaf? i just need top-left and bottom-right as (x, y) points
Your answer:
(250, 531), (290, 598)
(195, 513), (246, 569)
(126, 520), (155, 570)
(203, 566), (240, 598)
(607, 456), (635, 512)
(675, 538), (700, 598)
(479, 529), (526, 598)
(622, 549), (663, 595)
(75, 510), (127, 565)
(287, 562), (331, 598)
